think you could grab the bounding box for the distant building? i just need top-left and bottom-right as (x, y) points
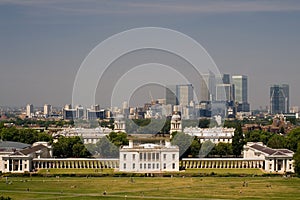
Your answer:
(176, 84), (194, 106)
(114, 114), (126, 133)
(26, 104), (34, 118)
(243, 142), (294, 173)
(44, 104), (52, 116)
(232, 75), (250, 112)
(170, 113), (182, 134)
(270, 84), (289, 114)
(0, 142), (52, 173)
(184, 127), (235, 143)
(200, 72), (216, 101)
(165, 85), (177, 105)
(119, 140), (179, 172)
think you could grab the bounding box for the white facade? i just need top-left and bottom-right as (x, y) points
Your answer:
(44, 104), (52, 116)
(170, 113), (182, 134)
(184, 127), (235, 144)
(26, 104), (34, 118)
(119, 141), (179, 172)
(55, 127), (111, 144)
(114, 114), (126, 133)
(243, 142), (294, 173)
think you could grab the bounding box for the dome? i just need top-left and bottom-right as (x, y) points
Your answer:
(171, 114), (181, 121)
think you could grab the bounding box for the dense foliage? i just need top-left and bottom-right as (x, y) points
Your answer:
(52, 136), (90, 158)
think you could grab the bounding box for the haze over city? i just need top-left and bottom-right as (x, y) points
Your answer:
(1, 0), (300, 109)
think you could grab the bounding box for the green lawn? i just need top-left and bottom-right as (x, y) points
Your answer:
(0, 176), (299, 199)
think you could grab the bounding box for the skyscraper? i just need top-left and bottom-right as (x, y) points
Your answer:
(200, 72), (216, 101)
(216, 74), (234, 101)
(165, 85), (177, 105)
(44, 104), (52, 116)
(232, 75), (250, 112)
(270, 84), (289, 114)
(176, 84), (194, 106)
(26, 104), (34, 118)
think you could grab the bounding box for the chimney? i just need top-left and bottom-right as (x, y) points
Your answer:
(129, 140), (133, 148)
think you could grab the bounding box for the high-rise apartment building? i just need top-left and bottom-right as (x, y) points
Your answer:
(270, 84), (289, 114)
(26, 104), (34, 118)
(166, 85), (177, 105)
(44, 104), (52, 116)
(176, 84), (194, 106)
(200, 72), (216, 101)
(232, 75), (250, 112)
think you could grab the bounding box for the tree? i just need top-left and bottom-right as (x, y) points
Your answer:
(215, 143), (233, 157)
(95, 136), (119, 158)
(199, 140), (215, 158)
(52, 136), (90, 158)
(285, 128), (300, 152)
(232, 122), (245, 157)
(108, 132), (128, 147)
(198, 119), (210, 128)
(294, 143), (300, 177)
(171, 132), (193, 158)
(245, 130), (261, 143)
(267, 134), (285, 149)
(190, 138), (201, 157)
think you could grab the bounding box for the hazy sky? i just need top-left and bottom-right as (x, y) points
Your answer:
(0, 0), (300, 109)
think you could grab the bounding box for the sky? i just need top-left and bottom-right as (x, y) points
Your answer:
(0, 0), (300, 110)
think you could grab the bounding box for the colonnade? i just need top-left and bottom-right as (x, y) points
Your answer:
(33, 158), (119, 169)
(33, 158), (265, 170)
(180, 159), (264, 169)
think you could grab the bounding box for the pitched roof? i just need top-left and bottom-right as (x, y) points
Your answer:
(0, 141), (30, 149)
(20, 144), (47, 155)
(249, 143), (293, 157)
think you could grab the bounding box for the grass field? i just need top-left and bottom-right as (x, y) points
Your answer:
(0, 176), (300, 200)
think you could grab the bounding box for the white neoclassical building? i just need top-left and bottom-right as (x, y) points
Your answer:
(114, 114), (126, 133)
(243, 142), (294, 173)
(170, 113), (182, 134)
(119, 141), (179, 172)
(184, 127), (235, 143)
(54, 127), (111, 144)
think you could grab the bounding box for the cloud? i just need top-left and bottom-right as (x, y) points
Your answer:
(1, 0), (300, 16)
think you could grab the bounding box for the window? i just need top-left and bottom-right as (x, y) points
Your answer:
(163, 154), (167, 160)
(4, 164), (7, 169)
(163, 163), (166, 169)
(132, 154), (136, 160)
(148, 163), (151, 169)
(140, 163), (143, 169)
(172, 154), (176, 160)
(133, 163), (135, 169)
(148, 153), (151, 161)
(144, 153), (147, 161)
(157, 163), (159, 169)
(24, 164), (27, 169)
(123, 154), (127, 160)
(153, 163), (155, 169)
(156, 153), (159, 160)
(172, 163), (176, 169)
(290, 164), (292, 170)
(123, 163), (126, 169)
(140, 153), (143, 161)
(144, 163), (146, 169)
(152, 153), (155, 160)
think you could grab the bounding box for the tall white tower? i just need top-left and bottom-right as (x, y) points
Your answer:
(26, 104), (34, 118)
(170, 112), (182, 134)
(44, 104), (52, 116)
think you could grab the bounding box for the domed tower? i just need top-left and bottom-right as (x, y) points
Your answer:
(114, 114), (126, 133)
(170, 112), (182, 134)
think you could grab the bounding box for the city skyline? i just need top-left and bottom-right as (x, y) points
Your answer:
(0, 1), (300, 109)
